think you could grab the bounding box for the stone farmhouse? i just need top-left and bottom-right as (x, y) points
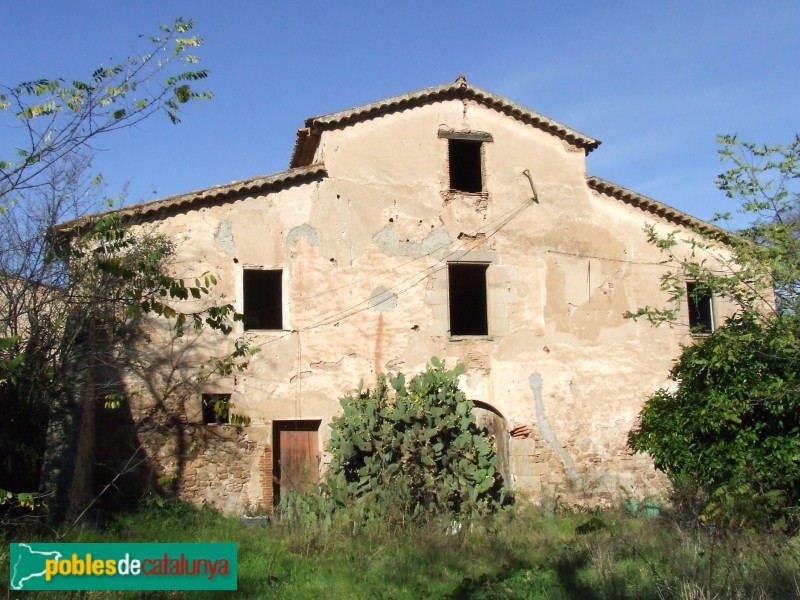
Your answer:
(59, 78), (734, 515)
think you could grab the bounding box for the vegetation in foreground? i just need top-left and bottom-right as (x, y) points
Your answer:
(281, 359), (509, 528)
(3, 498), (799, 599)
(627, 136), (800, 532)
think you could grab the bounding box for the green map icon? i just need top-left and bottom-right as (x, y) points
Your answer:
(10, 544), (63, 590)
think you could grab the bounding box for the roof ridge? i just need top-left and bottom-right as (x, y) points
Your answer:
(290, 81), (600, 168)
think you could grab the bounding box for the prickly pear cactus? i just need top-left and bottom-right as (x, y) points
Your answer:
(326, 357), (508, 518)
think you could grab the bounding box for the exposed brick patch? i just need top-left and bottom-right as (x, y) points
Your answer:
(260, 445), (274, 511)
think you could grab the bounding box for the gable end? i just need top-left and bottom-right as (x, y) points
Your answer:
(290, 82), (600, 168)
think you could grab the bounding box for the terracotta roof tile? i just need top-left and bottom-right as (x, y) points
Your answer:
(587, 175), (728, 240)
(290, 81), (600, 167)
(57, 164), (326, 233)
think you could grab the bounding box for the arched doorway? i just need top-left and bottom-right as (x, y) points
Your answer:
(472, 401), (511, 489)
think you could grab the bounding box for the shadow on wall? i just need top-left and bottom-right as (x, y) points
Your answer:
(473, 401), (510, 489)
(40, 331), (152, 525)
(42, 326), (250, 525)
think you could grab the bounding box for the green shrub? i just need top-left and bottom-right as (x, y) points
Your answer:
(628, 314), (800, 530)
(323, 358), (509, 522)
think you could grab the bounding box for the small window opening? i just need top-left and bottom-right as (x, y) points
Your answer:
(449, 139), (483, 193)
(243, 269), (282, 330)
(202, 393), (230, 425)
(687, 282), (714, 333)
(449, 263), (489, 336)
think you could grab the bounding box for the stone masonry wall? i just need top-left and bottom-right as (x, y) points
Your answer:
(140, 424), (273, 515)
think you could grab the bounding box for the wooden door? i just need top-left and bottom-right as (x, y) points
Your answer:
(474, 405), (510, 487)
(273, 420), (320, 503)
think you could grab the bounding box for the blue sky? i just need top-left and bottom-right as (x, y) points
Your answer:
(3, 1), (798, 228)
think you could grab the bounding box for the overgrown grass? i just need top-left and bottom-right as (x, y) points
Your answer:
(3, 499), (799, 598)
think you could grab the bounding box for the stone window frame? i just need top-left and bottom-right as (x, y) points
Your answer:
(427, 249), (512, 340)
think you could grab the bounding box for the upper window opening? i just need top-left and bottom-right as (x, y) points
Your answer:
(448, 263), (489, 336)
(243, 269), (283, 331)
(202, 393), (230, 425)
(449, 139), (483, 193)
(686, 282), (714, 333)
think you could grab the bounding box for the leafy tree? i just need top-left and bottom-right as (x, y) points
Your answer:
(0, 17), (210, 204)
(323, 359), (508, 522)
(0, 18), (252, 522)
(628, 314), (799, 528)
(628, 135), (800, 529)
(626, 135), (800, 326)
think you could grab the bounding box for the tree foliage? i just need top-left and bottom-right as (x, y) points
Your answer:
(0, 201), (253, 518)
(0, 17), (211, 204)
(0, 18), (253, 521)
(628, 135), (800, 530)
(627, 135), (800, 326)
(323, 359), (508, 521)
(628, 314), (800, 529)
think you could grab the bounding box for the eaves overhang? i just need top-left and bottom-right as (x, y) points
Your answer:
(56, 163), (327, 234)
(290, 81), (600, 168)
(587, 175), (730, 242)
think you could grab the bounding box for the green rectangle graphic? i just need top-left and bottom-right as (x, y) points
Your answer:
(9, 543), (237, 590)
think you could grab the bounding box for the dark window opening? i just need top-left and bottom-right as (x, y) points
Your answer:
(687, 282), (714, 333)
(202, 393), (230, 425)
(449, 263), (489, 336)
(243, 269), (282, 330)
(449, 139), (483, 193)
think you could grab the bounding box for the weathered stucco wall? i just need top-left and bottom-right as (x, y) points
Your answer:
(118, 96), (736, 512)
